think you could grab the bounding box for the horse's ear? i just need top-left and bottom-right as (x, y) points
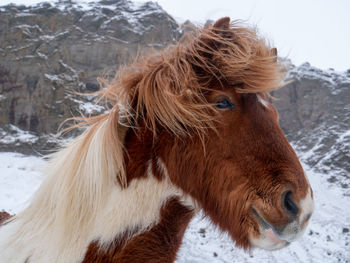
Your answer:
(213, 17), (230, 30)
(189, 17), (232, 77)
(271, 48), (278, 63)
(210, 17), (232, 40)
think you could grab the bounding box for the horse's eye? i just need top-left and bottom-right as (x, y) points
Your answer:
(215, 97), (235, 110)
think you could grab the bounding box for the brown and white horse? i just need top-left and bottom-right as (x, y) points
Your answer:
(0, 17), (313, 263)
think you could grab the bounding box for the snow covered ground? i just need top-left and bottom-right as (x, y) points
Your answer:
(0, 152), (349, 262)
(0, 152), (44, 214)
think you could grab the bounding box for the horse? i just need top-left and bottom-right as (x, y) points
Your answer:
(0, 17), (314, 263)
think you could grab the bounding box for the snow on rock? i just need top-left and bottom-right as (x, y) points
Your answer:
(0, 152), (349, 262)
(69, 97), (106, 114)
(286, 62), (350, 96)
(272, 63), (350, 191)
(0, 125), (38, 145)
(0, 0), (180, 153)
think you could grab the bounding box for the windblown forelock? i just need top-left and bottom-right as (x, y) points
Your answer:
(187, 24), (286, 93)
(88, 21), (285, 138)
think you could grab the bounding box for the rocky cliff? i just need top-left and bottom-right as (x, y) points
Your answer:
(273, 63), (350, 186)
(0, 0), (179, 151)
(0, 1), (349, 185)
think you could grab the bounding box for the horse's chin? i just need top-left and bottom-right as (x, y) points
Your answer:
(249, 228), (290, 251)
(248, 207), (308, 251)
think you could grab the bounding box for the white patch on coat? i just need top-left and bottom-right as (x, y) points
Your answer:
(257, 94), (269, 108)
(299, 188), (314, 223)
(0, 120), (193, 263)
(157, 157), (197, 211)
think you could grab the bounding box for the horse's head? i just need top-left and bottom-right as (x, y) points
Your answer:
(118, 17), (314, 251)
(199, 90), (314, 250)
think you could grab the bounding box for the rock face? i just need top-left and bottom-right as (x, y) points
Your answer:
(0, 0), (180, 140)
(0, 1), (349, 184)
(272, 63), (350, 186)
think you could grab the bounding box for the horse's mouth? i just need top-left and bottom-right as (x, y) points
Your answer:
(250, 207), (290, 250)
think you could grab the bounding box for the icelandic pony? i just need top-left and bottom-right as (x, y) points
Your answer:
(0, 17), (314, 263)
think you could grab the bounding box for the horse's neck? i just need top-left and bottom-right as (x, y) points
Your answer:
(83, 198), (194, 262)
(0, 122), (194, 263)
(81, 128), (195, 262)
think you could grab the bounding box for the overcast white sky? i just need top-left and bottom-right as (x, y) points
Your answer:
(2, 0), (350, 71)
(156, 0), (350, 71)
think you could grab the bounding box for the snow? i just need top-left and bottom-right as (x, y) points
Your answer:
(2, 0), (171, 36)
(339, 129), (350, 141)
(69, 0), (92, 11)
(177, 160), (350, 263)
(15, 13), (34, 17)
(69, 98), (106, 114)
(44, 73), (61, 81)
(290, 122), (350, 187)
(0, 152), (44, 214)
(0, 125), (38, 145)
(286, 63), (350, 95)
(0, 150), (349, 262)
(36, 50), (48, 59)
(97, 0), (165, 35)
(78, 101), (106, 114)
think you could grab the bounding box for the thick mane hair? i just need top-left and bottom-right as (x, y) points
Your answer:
(0, 18), (290, 263)
(84, 18), (284, 138)
(67, 17), (285, 185)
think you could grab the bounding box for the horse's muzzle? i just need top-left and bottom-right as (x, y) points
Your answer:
(249, 188), (314, 250)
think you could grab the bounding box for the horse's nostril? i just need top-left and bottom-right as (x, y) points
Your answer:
(283, 191), (299, 217)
